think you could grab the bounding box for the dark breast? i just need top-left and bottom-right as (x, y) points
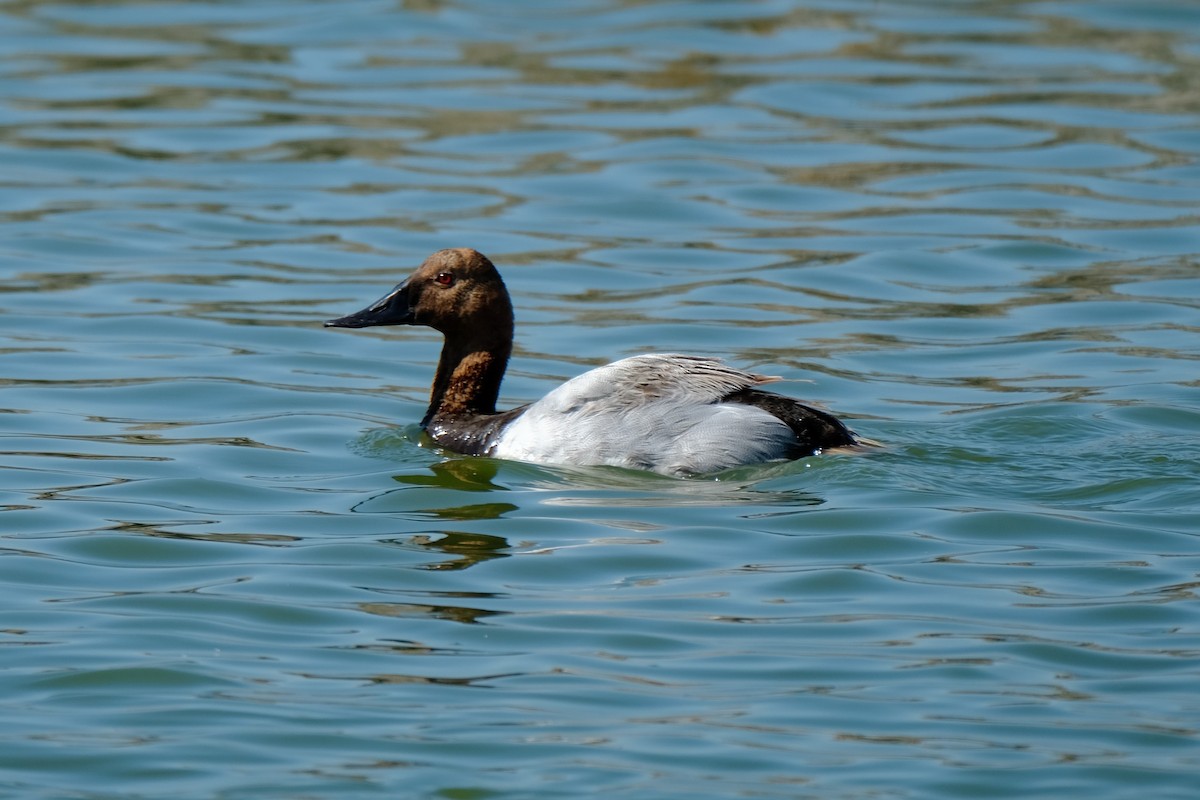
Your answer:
(425, 405), (528, 456)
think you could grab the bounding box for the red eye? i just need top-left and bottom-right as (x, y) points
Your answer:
(435, 272), (454, 286)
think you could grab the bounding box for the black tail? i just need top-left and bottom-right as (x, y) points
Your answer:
(725, 389), (858, 457)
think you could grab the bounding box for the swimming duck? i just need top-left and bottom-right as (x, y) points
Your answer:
(325, 248), (859, 476)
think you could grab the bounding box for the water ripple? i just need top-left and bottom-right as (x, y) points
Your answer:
(2, 0), (1199, 798)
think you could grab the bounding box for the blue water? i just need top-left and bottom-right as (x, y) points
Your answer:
(2, 1), (1199, 798)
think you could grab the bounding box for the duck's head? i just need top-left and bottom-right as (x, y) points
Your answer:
(325, 248), (513, 338)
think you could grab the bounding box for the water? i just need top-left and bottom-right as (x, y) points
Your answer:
(2, 0), (1199, 798)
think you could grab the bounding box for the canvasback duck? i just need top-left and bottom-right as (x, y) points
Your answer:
(326, 248), (860, 476)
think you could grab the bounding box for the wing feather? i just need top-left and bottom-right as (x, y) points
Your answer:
(535, 354), (779, 414)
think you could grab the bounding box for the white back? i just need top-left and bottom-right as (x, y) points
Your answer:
(492, 355), (797, 475)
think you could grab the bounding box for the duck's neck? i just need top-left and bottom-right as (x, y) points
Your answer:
(422, 334), (512, 427)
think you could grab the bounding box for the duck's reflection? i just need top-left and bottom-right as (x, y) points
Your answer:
(352, 458), (519, 518)
(355, 597), (504, 625)
(398, 530), (510, 571)
(389, 457), (506, 492)
(356, 534), (509, 619)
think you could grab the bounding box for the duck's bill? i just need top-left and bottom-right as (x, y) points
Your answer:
(324, 280), (414, 328)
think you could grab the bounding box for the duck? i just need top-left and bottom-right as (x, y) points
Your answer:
(325, 248), (861, 476)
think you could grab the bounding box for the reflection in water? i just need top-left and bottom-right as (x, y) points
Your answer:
(354, 444), (835, 517)
(390, 457), (507, 492)
(110, 520), (301, 545)
(403, 530), (511, 571)
(409, 502), (519, 520)
(300, 669), (524, 687)
(352, 455), (519, 517)
(531, 459), (831, 509)
(356, 600), (503, 626)
(363, 431), (834, 510)
(354, 487), (519, 520)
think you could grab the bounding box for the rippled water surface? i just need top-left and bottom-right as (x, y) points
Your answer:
(3, 1), (1199, 798)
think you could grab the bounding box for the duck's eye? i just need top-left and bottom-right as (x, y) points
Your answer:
(434, 272), (455, 287)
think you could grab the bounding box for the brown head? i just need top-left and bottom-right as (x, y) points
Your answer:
(325, 248), (514, 344)
(325, 248), (515, 423)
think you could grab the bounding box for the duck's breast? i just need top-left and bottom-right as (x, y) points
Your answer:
(490, 354), (798, 475)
